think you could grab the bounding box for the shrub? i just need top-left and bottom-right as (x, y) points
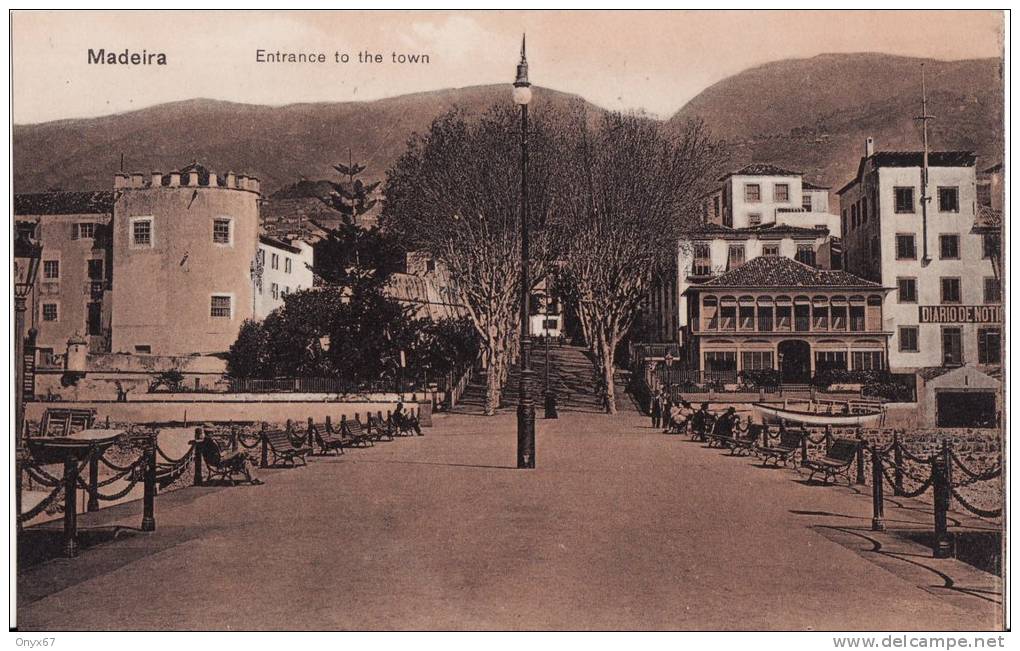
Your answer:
(738, 368), (780, 389)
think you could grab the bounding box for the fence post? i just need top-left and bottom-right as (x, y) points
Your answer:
(855, 432), (866, 485)
(63, 454), (80, 557)
(932, 440), (953, 558)
(260, 422), (269, 469)
(871, 444), (885, 531)
(87, 451), (100, 512)
(325, 415), (332, 434)
(893, 430), (904, 496)
(824, 424), (833, 452)
(193, 427), (204, 486)
(141, 442), (156, 532)
(800, 427), (808, 465)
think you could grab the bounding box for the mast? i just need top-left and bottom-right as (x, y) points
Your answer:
(915, 64), (935, 265)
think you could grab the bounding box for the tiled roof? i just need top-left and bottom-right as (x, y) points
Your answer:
(718, 163), (801, 181)
(838, 151), (977, 195)
(14, 191), (116, 215)
(973, 205), (1002, 231)
(691, 256), (881, 289)
(801, 180), (830, 190)
(258, 234), (302, 254)
(685, 222), (826, 240)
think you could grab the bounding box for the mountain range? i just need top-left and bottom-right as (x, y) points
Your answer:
(13, 53), (1003, 204)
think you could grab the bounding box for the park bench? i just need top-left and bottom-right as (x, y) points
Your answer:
(341, 419), (374, 448)
(689, 413), (716, 442)
(39, 408), (96, 437)
(728, 424), (763, 456)
(262, 428), (312, 467)
(757, 428), (803, 467)
(310, 421), (344, 456)
(367, 415), (396, 442)
(802, 438), (861, 485)
(198, 436), (257, 485)
(393, 412), (422, 436)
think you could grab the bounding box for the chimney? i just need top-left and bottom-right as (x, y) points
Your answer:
(865, 137), (875, 158)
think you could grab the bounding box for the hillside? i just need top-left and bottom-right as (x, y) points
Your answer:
(12, 86), (599, 194)
(669, 53), (1003, 197)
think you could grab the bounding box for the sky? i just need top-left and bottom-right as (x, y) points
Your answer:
(11, 10), (1004, 124)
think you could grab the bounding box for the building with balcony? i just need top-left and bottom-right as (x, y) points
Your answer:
(837, 143), (1000, 373)
(681, 256), (890, 384)
(254, 235), (315, 319)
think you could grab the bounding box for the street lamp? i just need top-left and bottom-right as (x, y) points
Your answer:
(14, 222), (43, 447)
(513, 35), (535, 468)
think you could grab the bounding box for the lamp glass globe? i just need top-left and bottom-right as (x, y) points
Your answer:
(512, 85), (532, 105)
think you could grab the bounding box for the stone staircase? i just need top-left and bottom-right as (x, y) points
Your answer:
(455, 341), (638, 414)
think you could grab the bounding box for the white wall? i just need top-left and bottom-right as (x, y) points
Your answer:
(254, 240), (314, 319)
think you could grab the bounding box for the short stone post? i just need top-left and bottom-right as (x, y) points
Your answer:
(932, 440), (953, 558)
(307, 417), (316, 451)
(87, 451), (100, 512)
(855, 433), (866, 485)
(871, 444), (885, 531)
(193, 427), (204, 487)
(325, 415), (333, 434)
(63, 454), (80, 557)
(824, 424), (833, 453)
(800, 428), (809, 464)
(141, 442), (156, 532)
(893, 431), (904, 496)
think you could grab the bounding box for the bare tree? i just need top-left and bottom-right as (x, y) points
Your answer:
(554, 109), (724, 413)
(382, 107), (555, 414)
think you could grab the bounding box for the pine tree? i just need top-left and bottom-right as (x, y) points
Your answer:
(323, 149), (381, 225)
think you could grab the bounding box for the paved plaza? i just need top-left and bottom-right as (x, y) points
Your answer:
(17, 410), (1001, 631)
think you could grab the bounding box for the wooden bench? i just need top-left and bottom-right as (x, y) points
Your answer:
(689, 413), (716, 442)
(262, 428), (312, 467)
(802, 438), (861, 485)
(309, 421), (344, 456)
(728, 424), (763, 456)
(40, 408), (96, 437)
(758, 428), (803, 466)
(198, 436), (257, 485)
(367, 415), (395, 442)
(341, 419), (373, 448)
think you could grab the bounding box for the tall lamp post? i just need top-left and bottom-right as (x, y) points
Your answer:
(14, 223), (43, 447)
(513, 35), (536, 468)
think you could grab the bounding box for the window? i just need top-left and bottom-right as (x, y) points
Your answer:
(851, 204), (858, 229)
(712, 196), (721, 218)
(762, 244), (779, 256)
(894, 187), (915, 213)
(75, 222), (97, 239)
(210, 295), (232, 318)
(748, 213), (762, 227)
(815, 351), (847, 372)
(982, 234), (1000, 259)
(41, 303), (58, 321)
(899, 326), (919, 352)
(861, 197), (868, 223)
(704, 351), (737, 373)
(87, 302), (102, 336)
(895, 234), (916, 260)
(942, 327), (963, 365)
(870, 237), (879, 258)
(938, 234), (959, 260)
(426, 259), (437, 273)
(283, 286), (290, 295)
(938, 186), (959, 213)
(852, 351), (884, 371)
(271, 283), (279, 300)
(134, 345), (151, 354)
(977, 183), (992, 208)
(741, 351), (774, 371)
(285, 258), (292, 274)
(132, 218), (153, 247)
(897, 277), (918, 303)
(940, 277), (961, 304)
(802, 194), (812, 211)
(774, 184), (789, 202)
(978, 328), (1001, 364)
(692, 243), (711, 276)
(744, 184), (761, 202)
(212, 218), (232, 244)
(271, 253), (279, 270)
(841, 208), (847, 231)
(88, 259), (104, 280)
(727, 244), (745, 268)
(984, 277), (1001, 304)
(43, 260), (59, 280)
(795, 243), (816, 267)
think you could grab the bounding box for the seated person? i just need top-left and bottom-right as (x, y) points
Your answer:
(200, 433), (262, 485)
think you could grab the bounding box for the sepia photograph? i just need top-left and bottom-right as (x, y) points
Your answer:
(7, 8), (1008, 638)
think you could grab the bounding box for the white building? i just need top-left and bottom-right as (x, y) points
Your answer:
(837, 142), (1001, 373)
(253, 235), (315, 319)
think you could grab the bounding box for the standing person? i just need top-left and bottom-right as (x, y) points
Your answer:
(692, 402), (711, 441)
(650, 389), (662, 429)
(662, 388), (674, 433)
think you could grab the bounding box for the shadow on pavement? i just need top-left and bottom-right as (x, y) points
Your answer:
(353, 459), (517, 471)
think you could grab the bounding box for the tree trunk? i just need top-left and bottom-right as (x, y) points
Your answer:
(483, 344), (503, 416)
(601, 340), (617, 414)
